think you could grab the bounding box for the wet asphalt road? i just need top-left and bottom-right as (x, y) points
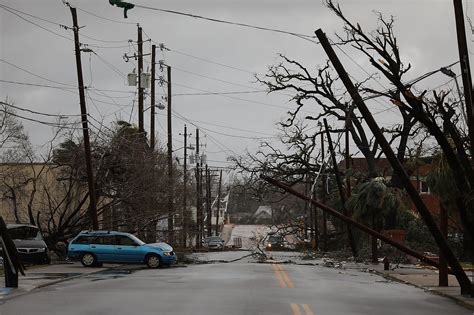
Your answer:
(0, 262), (471, 315)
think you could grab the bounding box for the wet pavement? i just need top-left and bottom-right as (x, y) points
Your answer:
(0, 260), (471, 315)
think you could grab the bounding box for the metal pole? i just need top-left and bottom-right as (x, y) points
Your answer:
(70, 7), (98, 229)
(316, 28), (472, 296)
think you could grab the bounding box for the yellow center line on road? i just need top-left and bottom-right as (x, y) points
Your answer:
(290, 304), (314, 315)
(274, 264), (294, 288)
(302, 304), (314, 315)
(281, 270), (294, 288)
(290, 303), (302, 315)
(272, 264), (287, 288)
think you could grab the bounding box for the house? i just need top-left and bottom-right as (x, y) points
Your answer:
(253, 205), (273, 224)
(338, 157), (441, 216)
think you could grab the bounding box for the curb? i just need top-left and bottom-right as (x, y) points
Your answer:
(372, 270), (474, 311)
(0, 266), (114, 302)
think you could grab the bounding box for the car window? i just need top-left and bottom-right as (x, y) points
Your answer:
(7, 226), (41, 240)
(72, 236), (93, 244)
(116, 235), (138, 246)
(87, 235), (117, 245)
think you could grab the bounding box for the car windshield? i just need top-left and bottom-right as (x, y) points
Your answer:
(128, 234), (145, 246)
(8, 226), (42, 240)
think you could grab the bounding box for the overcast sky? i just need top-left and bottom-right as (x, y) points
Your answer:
(1, 0), (472, 169)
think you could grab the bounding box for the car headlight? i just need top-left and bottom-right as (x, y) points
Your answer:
(37, 248), (47, 253)
(267, 244), (272, 248)
(163, 251), (171, 256)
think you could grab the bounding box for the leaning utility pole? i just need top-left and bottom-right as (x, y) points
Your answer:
(453, 0), (474, 156)
(182, 124), (188, 247)
(150, 44), (156, 150)
(323, 119), (358, 257)
(137, 25), (144, 134)
(316, 28), (472, 296)
(195, 129), (202, 246)
(70, 7), (98, 229)
(167, 65), (174, 244)
(215, 169), (222, 236)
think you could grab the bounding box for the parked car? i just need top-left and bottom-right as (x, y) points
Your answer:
(265, 235), (285, 251)
(0, 224), (51, 265)
(202, 236), (225, 250)
(67, 230), (177, 268)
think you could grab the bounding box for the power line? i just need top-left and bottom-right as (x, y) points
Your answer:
(75, 5), (137, 25)
(0, 101), (81, 118)
(133, 4), (318, 42)
(167, 47), (254, 74)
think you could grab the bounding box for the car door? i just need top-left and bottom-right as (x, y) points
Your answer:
(90, 235), (116, 262)
(114, 235), (144, 263)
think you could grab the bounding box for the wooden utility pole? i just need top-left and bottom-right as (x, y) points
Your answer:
(137, 25), (144, 134)
(205, 165), (212, 237)
(167, 65), (174, 244)
(321, 132), (327, 252)
(215, 169), (222, 236)
(150, 44), (156, 150)
(345, 107), (352, 197)
(316, 28), (472, 296)
(312, 188), (318, 250)
(195, 129), (202, 246)
(439, 203), (449, 287)
(453, 0), (474, 156)
(182, 124), (188, 247)
(70, 7), (98, 229)
(323, 119), (358, 257)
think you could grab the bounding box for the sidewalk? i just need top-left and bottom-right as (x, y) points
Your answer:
(368, 263), (474, 310)
(0, 262), (112, 299)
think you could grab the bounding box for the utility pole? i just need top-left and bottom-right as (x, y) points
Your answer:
(167, 65), (174, 244)
(439, 203), (449, 287)
(182, 125), (188, 247)
(70, 7), (98, 229)
(345, 107), (352, 197)
(316, 28), (472, 296)
(206, 165), (212, 237)
(137, 25), (144, 134)
(321, 132), (327, 252)
(150, 44), (156, 150)
(453, 0), (474, 156)
(215, 169), (222, 236)
(195, 129), (202, 246)
(323, 119), (358, 257)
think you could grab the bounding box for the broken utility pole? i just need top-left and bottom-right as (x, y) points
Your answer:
(70, 6), (98, 229)
(323, 119), (358, 257)
(316, 28), (472, 296)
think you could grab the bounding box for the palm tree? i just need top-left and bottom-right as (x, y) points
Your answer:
(346, 178), (401, 263)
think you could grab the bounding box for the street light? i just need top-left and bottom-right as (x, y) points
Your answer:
(440, 67), (467, 126)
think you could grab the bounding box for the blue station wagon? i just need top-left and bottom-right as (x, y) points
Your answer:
(68, 231), (177, 268)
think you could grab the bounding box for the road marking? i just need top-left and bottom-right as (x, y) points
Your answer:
(272, 264), (287, 288)
(290, 303), (302, 315)
(273, 264), (294, 288)
(281, 270), (294, 288)
(302, 304), (314, 315)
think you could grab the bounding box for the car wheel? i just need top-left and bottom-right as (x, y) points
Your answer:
(81, 252), (97, 267)
(146, 254), (162, 269)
